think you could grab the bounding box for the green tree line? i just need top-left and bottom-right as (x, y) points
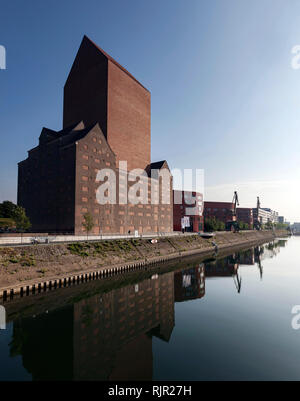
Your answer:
(204, 217), (249, 232)
(0, 201), (31, 233)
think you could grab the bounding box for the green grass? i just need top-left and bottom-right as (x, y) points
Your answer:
(68, 240), (135, 258)
(68, 243), (89, 257)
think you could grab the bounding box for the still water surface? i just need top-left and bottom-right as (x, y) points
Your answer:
(0, 236), (300, 381)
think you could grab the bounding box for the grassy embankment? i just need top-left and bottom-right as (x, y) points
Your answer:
(0, 230), (288, 289)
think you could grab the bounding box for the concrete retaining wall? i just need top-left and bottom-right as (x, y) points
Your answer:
(0, 230), (287, 302)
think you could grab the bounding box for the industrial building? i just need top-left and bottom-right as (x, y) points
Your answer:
(18, 36), (173, 235)
(252, 208), (279, 225)
(236, 207), (254, 229)
(203, 201), (235, 225)
(261, 208), (279, 224)
(291, 223), (300, 233)
(173, 190), (204, 232)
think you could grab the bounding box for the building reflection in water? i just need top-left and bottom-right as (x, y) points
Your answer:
(204, 253), (241, 293)
(9, 271), (175, 381)
(174, 264), (205, 302)
(8, 239), (287, 380)
(73, 271), (174, 380)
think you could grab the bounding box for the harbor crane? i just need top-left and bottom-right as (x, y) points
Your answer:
(254, 196), (262, 230)
(225, 191), (240, 232)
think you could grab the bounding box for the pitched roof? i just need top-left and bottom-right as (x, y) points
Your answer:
(145, 160), (171, 177)
(38, 122), (94, 147)
(148, 160), (168, 170)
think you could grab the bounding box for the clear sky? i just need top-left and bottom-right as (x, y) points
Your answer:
(0, 0), (299, 222)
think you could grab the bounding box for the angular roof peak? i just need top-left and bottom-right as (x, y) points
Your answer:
(146, 160), (171, 177)
(66, 35), (150, 93)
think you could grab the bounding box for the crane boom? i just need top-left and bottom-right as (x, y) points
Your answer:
(225, 191), (240, 232)
(254, 196), (262, 230)
(232, 191), (239, 216)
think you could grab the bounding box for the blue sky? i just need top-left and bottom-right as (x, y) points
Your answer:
(0, 0), (300, 221)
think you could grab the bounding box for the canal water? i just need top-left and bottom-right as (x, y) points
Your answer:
(0, 236), (300, 381)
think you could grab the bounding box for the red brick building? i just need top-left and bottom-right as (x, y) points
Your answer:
(63, 36), (150, 172)
(18, 36), (173, 235)
(203, 201), (235, 224)
(173, 190), (204, 232)
(237, 207), (253, 229)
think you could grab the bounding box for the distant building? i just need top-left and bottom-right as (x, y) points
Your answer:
(203, 201), (234, 224)
(236, 208), (253, 229)
(253, 208), (278, 225)
(262, 208), (279, 223)
(291, 223), (300, 233)
(173, 190), (204, 232)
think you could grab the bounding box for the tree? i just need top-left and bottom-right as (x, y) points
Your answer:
(275, 223), (289, 230)
(265, 221), (273, 230)
(0, 201), (31, 240)
(204, 217), (225, 232)
(217, 220), (225, 231)
(82, 212), (94, 240)
(238, 221), (249, 231)
(0, 218), (15, 231)
(204, 217), (217, 232)
(12, 207), (31, 244)
(0, 201), (19, 218)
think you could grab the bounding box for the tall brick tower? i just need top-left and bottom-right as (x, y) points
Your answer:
(63, 35), (151, 172)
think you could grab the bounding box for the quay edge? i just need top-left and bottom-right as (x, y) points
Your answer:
(0, 230), (289, 301)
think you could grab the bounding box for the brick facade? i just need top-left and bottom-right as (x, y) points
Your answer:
(237, 207), (253, 229)
(63, 35), (151, 172)
(203, 201), (235, 224)
(173, 190), (204, 232)
(18, 36), (173, 235)
(18, 123), (173, 234)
